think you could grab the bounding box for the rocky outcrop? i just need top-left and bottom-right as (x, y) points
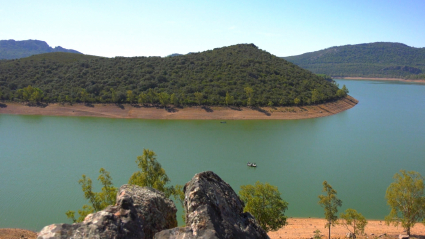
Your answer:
(37, 185), (177, 239)
(38, 171), (268, 239)
(155, 171), (269, 239)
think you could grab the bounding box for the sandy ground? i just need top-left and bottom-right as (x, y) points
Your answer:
(0, 228), (37, 239)
(2, 217), (424, 239)
(337, 77), (425, 83)
(0, 96), (358, 120)
(268, 218), (425, 239)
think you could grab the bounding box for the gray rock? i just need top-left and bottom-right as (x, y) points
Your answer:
(155, 171), (269, 239)
(38, 185), (177, 239)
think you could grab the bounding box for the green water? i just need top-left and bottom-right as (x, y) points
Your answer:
(1, 79), (425, 231)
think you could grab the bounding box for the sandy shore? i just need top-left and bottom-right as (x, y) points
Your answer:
(268, 218), (425, 239)
(0, 96), (358, 120)
(337, 77), (425, 83)
(2, 217), (424, 239)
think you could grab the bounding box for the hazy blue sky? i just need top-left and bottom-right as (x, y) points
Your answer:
(2, 0), (424, 57)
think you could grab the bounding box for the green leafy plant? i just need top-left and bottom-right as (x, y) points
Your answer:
(239, 181), (288, 232)
(318, 181), (342, 239)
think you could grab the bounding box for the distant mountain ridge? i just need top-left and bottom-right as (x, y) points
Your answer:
(0, 39), (81, 60)
(284, 42), (425, 79)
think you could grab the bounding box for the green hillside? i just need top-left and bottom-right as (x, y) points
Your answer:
(0, 44), (347, 106)
(284, 42), (425, 79)
(0, 39), (82, 60)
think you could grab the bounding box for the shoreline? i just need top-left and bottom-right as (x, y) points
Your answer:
(336, 77), (425, 83)
(2, 217), (424, 239)
(0, 96), (358, 120)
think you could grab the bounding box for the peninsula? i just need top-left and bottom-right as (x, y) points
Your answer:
(0, 44), (350, 111)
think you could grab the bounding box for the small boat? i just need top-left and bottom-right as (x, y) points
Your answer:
(247, 162), (257, 167)
(220, 121), (227, 124)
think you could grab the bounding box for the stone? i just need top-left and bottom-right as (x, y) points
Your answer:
(346, 232), (356, 238)
(37, 185), (177, 239)
(155, 171), (269, 239)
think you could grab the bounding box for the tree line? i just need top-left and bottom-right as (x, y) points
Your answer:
(0, 44), (348, 107)
(284, 42), (425, 79)
(68, 149), (425, 237)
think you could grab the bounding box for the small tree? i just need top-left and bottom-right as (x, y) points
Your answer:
(29, 88), (43, 104)
(66, 168), (117, 222)
(147, 88), (156, 104)
(138, 92), (147, 105)
(311, 89), (321, 104)
(126, 90), (135, 104)
(268, 100), (274, 107)
(170, 93), (177, 106)
(225, 92), (234, 106)
(239, 181), (288, 232)
(79, 89), (89, 104)
(340, 208), (367, 237)
(110, 88), (117, 103)
(158, 92), (170, 107)
(313, 229), (322, 239)
(194, 92), (203, 105)
(294, 97), (300, 105)
(128, 149), (173, 197)
(244, 86), (254, 107)
(385, 170), (425, 236)
(318, 181), (342, 239)
(336, 85), (349, 98)
(173, 184), (186, 223)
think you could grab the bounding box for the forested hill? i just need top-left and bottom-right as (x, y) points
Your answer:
(0, 39), (82, 60)
(284, 42), (425, 79)
(0, 44), (348, 106)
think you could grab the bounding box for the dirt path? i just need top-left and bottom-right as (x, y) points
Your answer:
(0, 96), (358, 120)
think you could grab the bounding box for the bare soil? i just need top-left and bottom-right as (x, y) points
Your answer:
(338, 77), (425, 83)
(0, 96), (358, 120)
(0, 228), (37, 239)
(268, 218), (425, 239)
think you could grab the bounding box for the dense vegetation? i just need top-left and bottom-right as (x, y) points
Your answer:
(0, 39), (81, 60)
(0, 44), (346, 107)
(284, 42), (425, 79)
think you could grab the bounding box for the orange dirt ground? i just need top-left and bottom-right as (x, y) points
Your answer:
(268, 218), (425, 239)
(0, 96), (358, 120)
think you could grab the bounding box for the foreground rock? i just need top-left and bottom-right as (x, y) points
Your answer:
(155, 171), (269, 239)
(37, 185), (177, 239)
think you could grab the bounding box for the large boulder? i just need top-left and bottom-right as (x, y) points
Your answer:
(37, 185), (177, 239)
(155, 171), (269, 239)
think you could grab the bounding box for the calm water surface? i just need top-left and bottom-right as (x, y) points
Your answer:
(1, 79), (425, 230)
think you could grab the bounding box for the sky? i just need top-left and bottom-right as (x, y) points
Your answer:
(2, 0), (425, 58)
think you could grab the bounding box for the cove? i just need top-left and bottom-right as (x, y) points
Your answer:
(0, 79), (425, 231)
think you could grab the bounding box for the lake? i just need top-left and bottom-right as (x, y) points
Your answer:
(1, 79), (425, 231)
